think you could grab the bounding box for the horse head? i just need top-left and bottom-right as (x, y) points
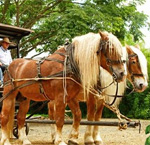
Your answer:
(126, 45), (148, 92)
(98, 31), (126, 82)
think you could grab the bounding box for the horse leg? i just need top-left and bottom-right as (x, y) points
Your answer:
(54, 95), (66, 145)
(84, 94), (96, 145)
(48, 101), (56, 143)
(93, 99), (104, 145)
(1, 91), (17, 145)
(17, 98), (31, 144)
(67, 98), (81, 145)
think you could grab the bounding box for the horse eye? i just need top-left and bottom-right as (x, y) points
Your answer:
(123, 60), (126, 63)
(107, 59), (111, 63)
(96, 50), (100, 55)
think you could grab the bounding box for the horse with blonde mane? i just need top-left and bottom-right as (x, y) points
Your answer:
(0, 31), (126, 145)
(61, 45), (148, 145)
(83, 45), (148, 145)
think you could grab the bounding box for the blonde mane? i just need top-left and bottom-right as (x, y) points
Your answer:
(107, 33), (123, 60)
(72, 32), (123, 95)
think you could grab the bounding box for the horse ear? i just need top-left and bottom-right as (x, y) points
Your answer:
(134, 44), (140, 50)
(126, 45), (133, 54)
(99, 31), (109, 40)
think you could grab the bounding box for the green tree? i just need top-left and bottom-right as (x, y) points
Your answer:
(0, 0), (149, 57)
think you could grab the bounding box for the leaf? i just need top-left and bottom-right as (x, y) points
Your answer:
(145, 125), (150, 134)
(145, 136), (150, 145)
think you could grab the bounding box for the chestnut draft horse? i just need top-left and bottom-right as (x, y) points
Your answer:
(48, 45), (148, 145)
(0, 31), (126, 145)
(82, 45), (148, 145)
(69, 45), (148, 144)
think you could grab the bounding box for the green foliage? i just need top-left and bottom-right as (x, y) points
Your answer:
(145, 137), (150, 145)
(146, 125), (150, 134)
(119, 85), (150, 119)
(0, 0), (149, 57)
(145, 125), (150, 145)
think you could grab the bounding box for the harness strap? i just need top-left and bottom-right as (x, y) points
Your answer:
(36, 60), (45, 78)
(107, 82), (119, 106)
(36, 59), (50, 100)
(4, 68), (15, 89)
(45, 58), (64, 64)
(132, 73), (143, 77)
(35, 53), (68, 100)
(128, 54), (137, 58)
(39, 81), (49, 100)
(104, 94), (124, 98)
(54, 52), (66, 57)
(67, 44), (81, 82)
(0, 81), (36, 102)
(63, 54), (69, 103)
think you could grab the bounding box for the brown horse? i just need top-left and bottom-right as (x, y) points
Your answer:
(0, 31), (126, 145)
(47, 45), (148, 145)
(65, 45), (148, 145)
(83, 45), (148, 145)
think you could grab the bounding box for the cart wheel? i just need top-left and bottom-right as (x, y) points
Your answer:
(13, 123), (29, 138)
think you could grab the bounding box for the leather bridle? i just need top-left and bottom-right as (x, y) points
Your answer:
(97, 39), (126, 106)
(97, 39), (126, 81)
(128, 53), (144, 82)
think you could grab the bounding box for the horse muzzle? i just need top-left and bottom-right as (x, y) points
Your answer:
(112, 71), (126, 82)
(134, 79), (148, 92)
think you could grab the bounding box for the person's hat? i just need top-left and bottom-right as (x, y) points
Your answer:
(2, 37), (12, 44)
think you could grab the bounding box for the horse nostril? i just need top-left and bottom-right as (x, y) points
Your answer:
(140, 83), (143, 89)
(120, 72), (124, 77)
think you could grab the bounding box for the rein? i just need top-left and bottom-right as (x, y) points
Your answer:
(103, 81), (119, 106)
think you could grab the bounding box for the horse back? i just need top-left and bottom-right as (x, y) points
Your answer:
(4, 48), (66, 81)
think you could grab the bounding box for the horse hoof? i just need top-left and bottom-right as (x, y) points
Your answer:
(23, 139), (31, 145)
(94, 141), (103, 145)
(68, 140), (79, 145)
(58, 141), (67, 145)
(50, 138), (55, 144)
(84, 142), (95, 145)
(1, 139), (11, 145)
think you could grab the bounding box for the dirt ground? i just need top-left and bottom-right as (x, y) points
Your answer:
(1, 118), (150, 145)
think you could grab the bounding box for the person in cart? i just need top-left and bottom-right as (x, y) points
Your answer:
(0, 37), (12, 86)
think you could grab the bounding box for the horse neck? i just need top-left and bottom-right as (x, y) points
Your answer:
(100, 67), (126, 107)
